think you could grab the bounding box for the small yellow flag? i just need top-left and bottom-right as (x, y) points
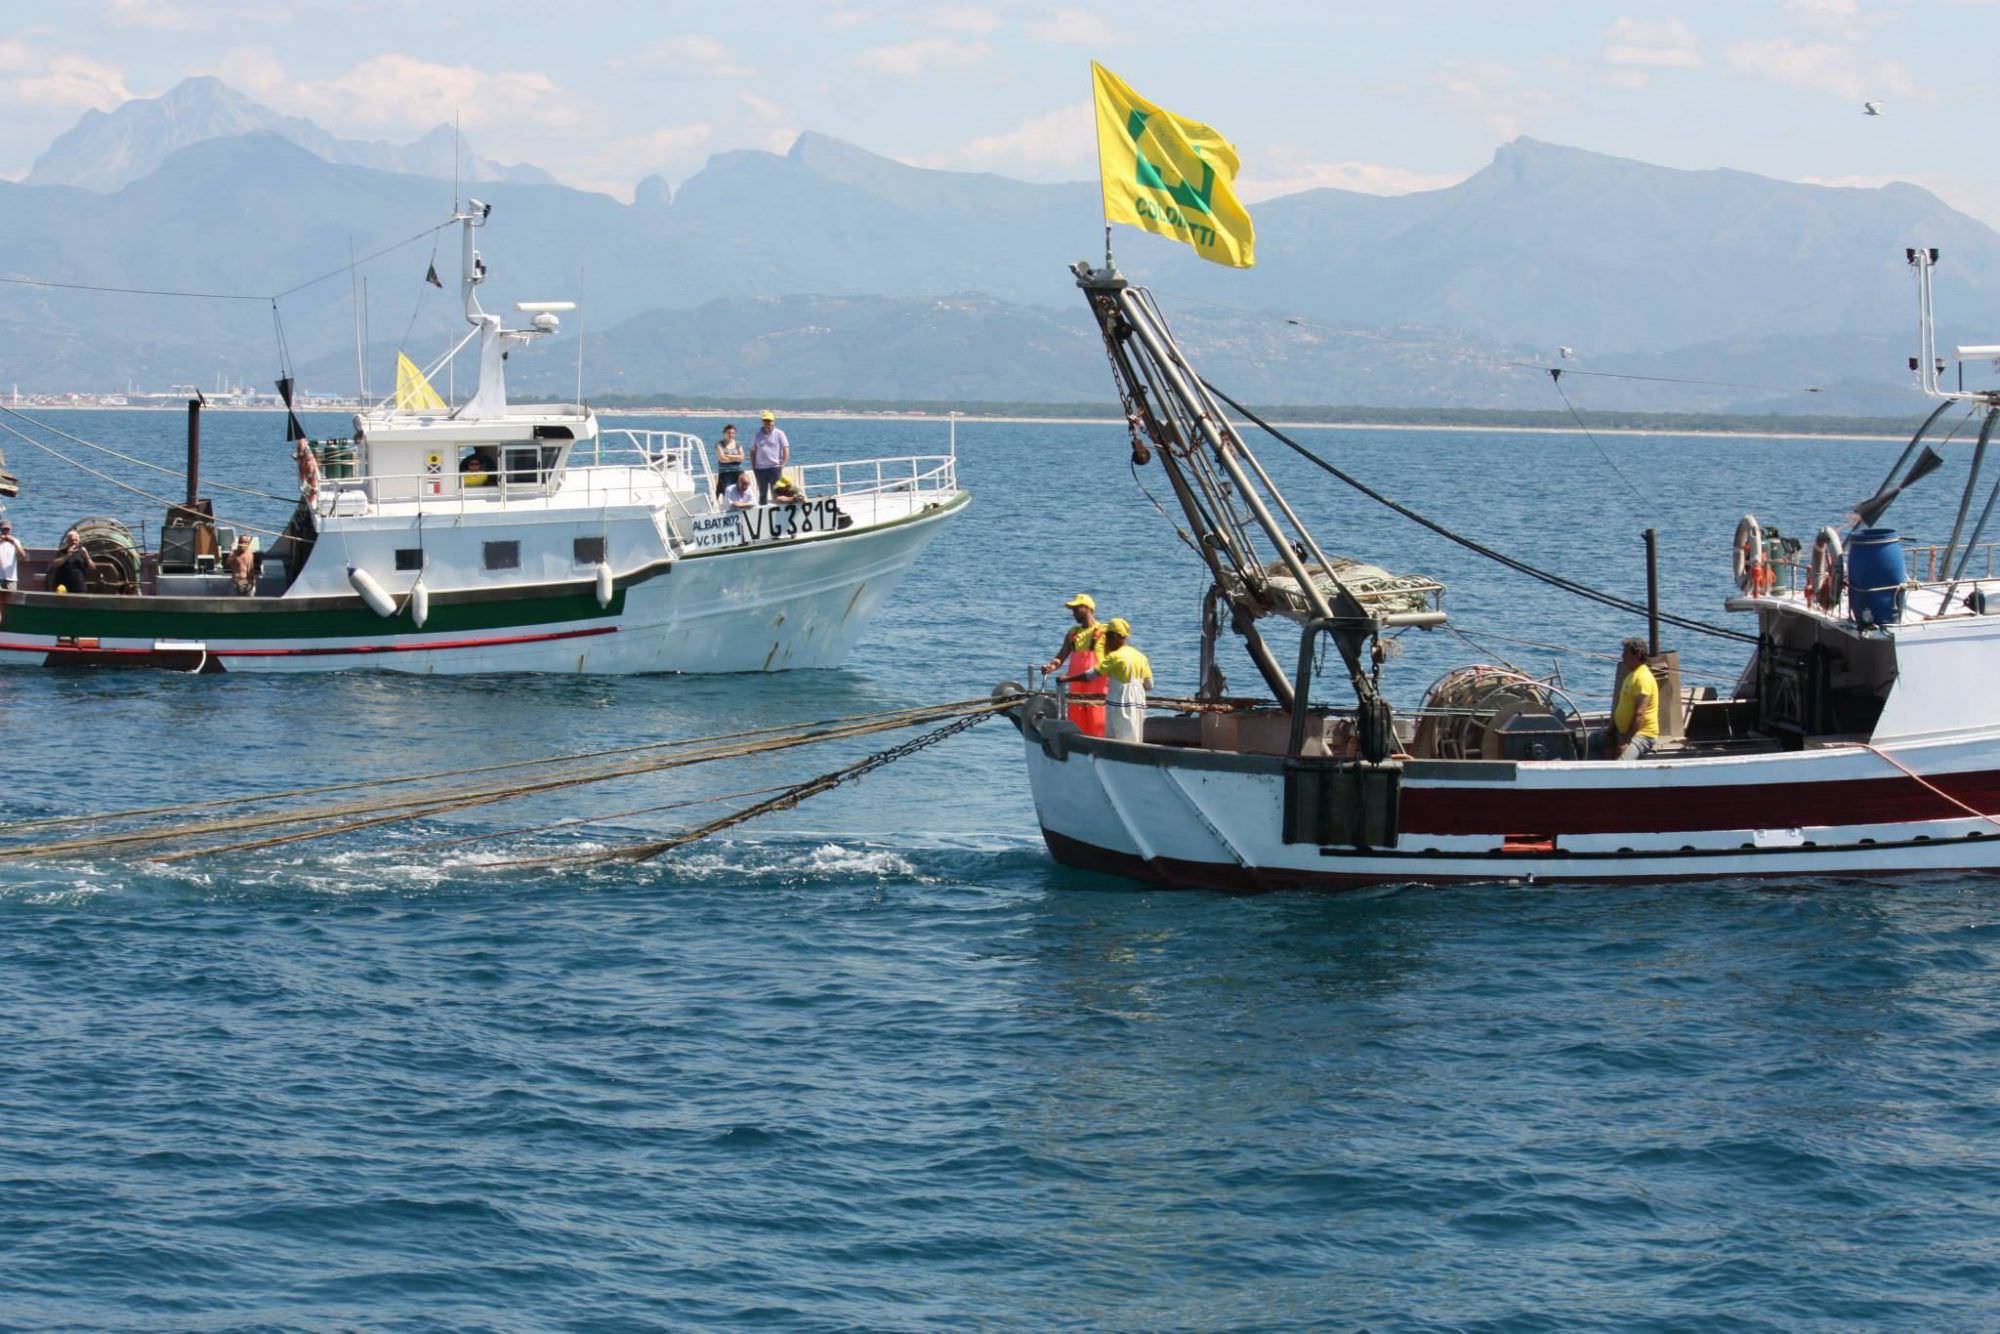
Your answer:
(394, 352), (446, 412)
(1092, 61), (1255, 268)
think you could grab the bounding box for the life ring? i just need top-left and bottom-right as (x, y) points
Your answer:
(1806, 526), (1845, 611)
(1732, 514), (1769, 594)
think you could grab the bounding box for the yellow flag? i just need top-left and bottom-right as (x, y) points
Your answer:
(1092, 61), (1255, 268)
(394, 352), (446, 412)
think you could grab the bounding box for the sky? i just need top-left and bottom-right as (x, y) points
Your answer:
(1, 0), (1996, 223)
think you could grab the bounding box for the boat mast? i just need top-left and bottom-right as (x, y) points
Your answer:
(1072, 261), (1397, 747)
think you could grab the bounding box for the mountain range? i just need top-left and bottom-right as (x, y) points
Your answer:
(3, 76), (1995, 415)
(26, 77), (553, 192)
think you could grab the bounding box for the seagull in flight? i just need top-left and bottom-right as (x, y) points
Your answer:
(1864, 100), (1884, 116)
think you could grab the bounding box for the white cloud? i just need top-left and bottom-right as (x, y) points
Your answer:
(857, 37), (989, 79)
(915, 99), (1093, 178)
(610, 35), (752, 81)
(103, 0), (210, 31)
(1434, 60), (1556, 139)
(738, 89), (785, 123)
(1026, 9), (1119, 46)
(1238, 160), (1466, 203)
(1601, 17), (1699, 72)
(212, 49), (578, 135)
(0, 42), (130, 113)
(927, 6), (1003, 36)
(1725, 37), (1919, 101)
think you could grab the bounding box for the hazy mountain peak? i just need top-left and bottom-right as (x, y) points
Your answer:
(26, 77), (555, 192)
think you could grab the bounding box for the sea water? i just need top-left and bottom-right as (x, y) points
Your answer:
(1, 409), (1997, 1328)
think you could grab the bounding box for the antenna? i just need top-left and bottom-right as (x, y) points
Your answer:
(453, 112), (462, 214)
(350, 237), (364, 403)
(575, 266), (585, 407)
(362, 276), (371, 402)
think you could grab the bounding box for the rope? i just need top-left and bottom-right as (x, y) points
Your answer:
(1548, 370), (1645, 501)
(1199, 378), (1760, 645)
(0, 699), (1015, 863)
(0, 405), (292, 502)
(0, 219), (453, 307)
(0, 698), (1001, 839)
(408, 782), (803, 853)
(0, 416), (290, 540)
(1861, 742), (2000, 830)
(506, 709), (999, 868)
(0, 275), (266, 301)
(150, 705), (1010, 864)
(1149, 289), (1851, 398)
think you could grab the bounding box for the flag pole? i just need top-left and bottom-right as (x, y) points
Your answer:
(1091, 61), (1115, 272)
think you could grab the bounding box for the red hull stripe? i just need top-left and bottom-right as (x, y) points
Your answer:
(1400, 768), (2000, 836)
(1041, 827), (2000, 892)
(0, 624), (616, 661)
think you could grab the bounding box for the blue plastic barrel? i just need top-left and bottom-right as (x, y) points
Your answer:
(1846, 527), (1905, 625)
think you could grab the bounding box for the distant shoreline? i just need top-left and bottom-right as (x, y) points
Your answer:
(10, 402), (1909, 442)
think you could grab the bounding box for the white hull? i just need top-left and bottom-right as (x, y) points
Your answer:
(0, 498), (963, 675)
(1015, 705), (2000, 889)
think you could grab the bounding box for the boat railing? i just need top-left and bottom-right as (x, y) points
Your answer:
(1904, 539), (2000, 585)
(597, 426), (958, 503)
(786, 454), (959, 501)
(1761, 537), (2000, 621)
(596, 429), (709, 479)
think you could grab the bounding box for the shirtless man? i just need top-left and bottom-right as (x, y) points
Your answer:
(224, 535), (257, 595)
(293, 434), (320, 506)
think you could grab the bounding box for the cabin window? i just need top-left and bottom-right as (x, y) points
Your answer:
(503, 446), (541, 485)
(394, 548), (424, 571)
(483, 541), (520, 571)
(573, 536), (606, 565)
(533, 424), (575, 441)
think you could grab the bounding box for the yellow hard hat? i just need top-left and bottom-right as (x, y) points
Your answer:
(761, 410), (775, 421)
(1063, 593), (1095, 609)
(1106, 617), (1131, 636)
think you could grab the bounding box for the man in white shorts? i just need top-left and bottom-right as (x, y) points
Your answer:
(0, 520), (23, 591)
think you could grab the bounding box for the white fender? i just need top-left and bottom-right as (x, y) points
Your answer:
(348, 565), (396, 618)
(409, 577), (430, 628)
(594, 561), (614, 609)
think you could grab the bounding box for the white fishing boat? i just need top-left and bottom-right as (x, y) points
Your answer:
(0, 202), (967, 673)
(1007, 250), (2000, 888)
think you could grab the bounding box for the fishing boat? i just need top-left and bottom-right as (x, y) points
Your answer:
(1006, 248), (2000, 888)
(0, 202), (967, 673)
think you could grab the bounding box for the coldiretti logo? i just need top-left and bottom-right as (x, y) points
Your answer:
(1126, 109), (1216, 217)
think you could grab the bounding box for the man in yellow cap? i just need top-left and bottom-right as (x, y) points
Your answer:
(1045, 593), (1107, 737)
(1076, 618), (1153, 743)
(751, 409), (790, 505)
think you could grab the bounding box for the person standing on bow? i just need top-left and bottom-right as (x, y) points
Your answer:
(1044, 592), (1108, 738)
(1606, 635), (1660, 761)
(713, 423), (745, 497)
(1074, 618), (1153, 744)
(750, 410), (790, 505)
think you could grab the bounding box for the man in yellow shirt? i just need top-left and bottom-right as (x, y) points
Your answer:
(1609, 635), (1660, 760)
(1086, 617), (1154, 743)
